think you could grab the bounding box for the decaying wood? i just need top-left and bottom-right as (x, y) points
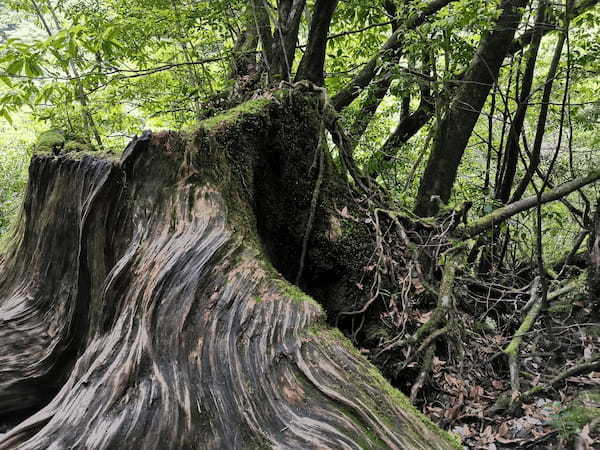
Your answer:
(0, 94), (458, 449)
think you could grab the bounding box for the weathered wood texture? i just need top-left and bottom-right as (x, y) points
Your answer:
(0, 94), (457, 449)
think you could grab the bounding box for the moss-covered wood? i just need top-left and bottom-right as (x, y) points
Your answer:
(0, 92), (459, 449)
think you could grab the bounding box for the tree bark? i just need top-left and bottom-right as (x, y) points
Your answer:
(273, 0), (307, 80)
(587, 200), (600, 316)
(495, 0), (546, 204)
(295, 0), (339, 85)
(0, 94), (459, 449)
(374, 53), (433, 173)
(251, 0), (277, 79)
(414, 0), (528, 217)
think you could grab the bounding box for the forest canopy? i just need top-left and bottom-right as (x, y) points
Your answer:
(0, 0), (599, 250)
(1, 0), (600, 448)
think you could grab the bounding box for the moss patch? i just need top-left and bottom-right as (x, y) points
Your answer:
(366, 358), (463, 448)
(34, 129), (65, 153)
(273, 279), (320, 306)
(33, 130), (98, 156)
(552, 391), (600, 439)
(313, 327), (462, 448)
(64, 140), (94, 153)
(199, 98), (273, 131)
(547, 301), (572, 314)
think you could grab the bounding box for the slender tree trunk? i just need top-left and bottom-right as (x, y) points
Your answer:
(229, 25), (259, 79)
(295, 0), (339, 85)
(331, 0), (457, 111)
(587, 200), (600, 317)
(376, 52), (433, 167)
(31, 0), (104, 150)
(346, 4), (401, 144)
(364, 0), (600, 156)
(414, 0), (527, 217)
(494, 0), (547, 204)
(250, 0), (277, 79)
(274, 0), (307, 80)
(510, 12), (570, 202)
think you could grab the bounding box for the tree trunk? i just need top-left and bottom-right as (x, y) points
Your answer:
(495, 0), (546, 204)
(587, 200), (600, 317)
(0, 93), (458, 449)
(295, 0), (339, 85)
(414, 0), (527, 217)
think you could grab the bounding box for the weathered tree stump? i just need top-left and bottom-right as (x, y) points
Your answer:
(0, 94), (458, 449)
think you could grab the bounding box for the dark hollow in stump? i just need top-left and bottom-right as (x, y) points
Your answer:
(0, 93), (458, 449)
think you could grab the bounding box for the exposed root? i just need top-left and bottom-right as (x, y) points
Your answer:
(521, 354), (600, 402)
(295, 124), (326, 285)
(410, 346), (434, 403)
(399, 326), (448, 373)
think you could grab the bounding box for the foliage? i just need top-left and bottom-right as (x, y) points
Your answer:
(551, 391), (600, 439)
(0, 110), (39, 237)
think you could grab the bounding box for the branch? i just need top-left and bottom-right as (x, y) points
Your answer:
(250, 0), (276, 76)
(366, 0), (600, 151)
(504, 276), (542, 399)
(331, 0), (457, 111)
(273, 0), (307, 80)
(521, 354), (600, 402)
(509, 0), (600, 54)
(460, 169), (600, 238)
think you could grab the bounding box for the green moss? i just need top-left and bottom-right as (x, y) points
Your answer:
(547, 301), (572, 314)
(255, 295), (263, 303)
(63, 140), (94, 153)
(33, 130), (99, 156)
(414, 307), (446, 341)
(312, 327), (462, 448)
(552, 391), (600, 439)
(273, 279), (319, 305)
(336, 403), (388, 448)
(586, 326), (600, 337)
(366, 365), (462, 448)
(34, 129), (65, 153)
(199, 98), (273, 131)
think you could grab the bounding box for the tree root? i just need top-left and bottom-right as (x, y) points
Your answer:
(398, 326), (448, 373)
(410, 346), (435, 403)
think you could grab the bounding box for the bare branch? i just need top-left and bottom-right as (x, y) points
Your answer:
(331, 0), (457, 111)
(461, 170), (600, 238)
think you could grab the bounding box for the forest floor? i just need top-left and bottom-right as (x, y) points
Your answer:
(409, 305), (600, 449)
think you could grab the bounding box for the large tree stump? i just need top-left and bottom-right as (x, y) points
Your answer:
(0, 93), (459, 449)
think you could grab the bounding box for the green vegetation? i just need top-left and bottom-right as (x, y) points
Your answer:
(34, 128), (64, 153)
(1, 0), (600, 447)
(315, 327), (462, 448)
(0, 111), (41, 238)
(200, 98), (273, 131)
(552, 391), (600, 439)
(273, 279), (319, 306)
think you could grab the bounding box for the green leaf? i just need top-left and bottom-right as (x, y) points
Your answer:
(6, 59), (23, 76)
(0, 109), (13, 126)
(0, 76), (13, 88)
